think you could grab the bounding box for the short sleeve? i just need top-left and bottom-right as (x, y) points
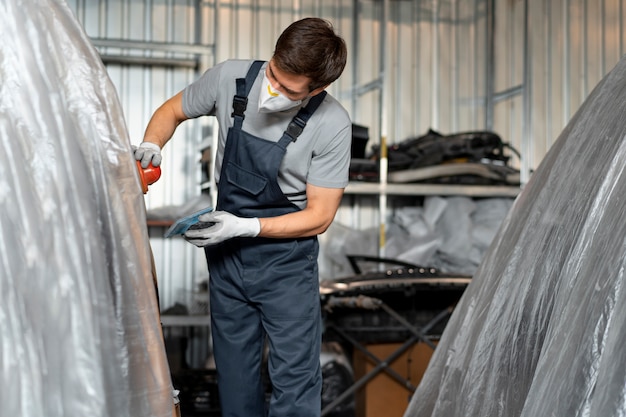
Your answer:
(307, 123), (352, 189)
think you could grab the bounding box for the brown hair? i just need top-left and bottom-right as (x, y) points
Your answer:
(272, 17), (347, 92)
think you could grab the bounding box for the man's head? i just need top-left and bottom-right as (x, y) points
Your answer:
(272, 17), (347, 93)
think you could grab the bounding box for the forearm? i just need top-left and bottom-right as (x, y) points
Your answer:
(257, 185), (344, 238)
(258, 209), (332, 238)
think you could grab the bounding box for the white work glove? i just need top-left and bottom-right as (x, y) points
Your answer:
(184, 211), (261, 247)
(134, 141), (162, 168)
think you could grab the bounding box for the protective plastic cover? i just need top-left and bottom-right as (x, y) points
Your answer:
(404, 57), (626, 417)
(0, 1), (174, 416)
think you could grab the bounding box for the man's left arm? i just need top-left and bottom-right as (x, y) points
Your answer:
(183, 184), (344, 247)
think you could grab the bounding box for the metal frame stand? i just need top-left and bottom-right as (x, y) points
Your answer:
(321, 295), (454, 417)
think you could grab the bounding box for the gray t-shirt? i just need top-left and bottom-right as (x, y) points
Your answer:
(182, 59), (352, 209)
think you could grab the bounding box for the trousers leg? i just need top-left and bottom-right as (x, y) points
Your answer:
(208, 250), (266, 417)
(251, 240), (323, 417)
(264, 309), (322, 417)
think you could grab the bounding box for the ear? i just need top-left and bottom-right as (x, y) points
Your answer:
(309, 85), (329, 97)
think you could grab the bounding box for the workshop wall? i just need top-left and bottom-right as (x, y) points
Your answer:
(64, 0), (626, 309)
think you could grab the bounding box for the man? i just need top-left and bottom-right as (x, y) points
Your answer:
(134, 17), (351, 417)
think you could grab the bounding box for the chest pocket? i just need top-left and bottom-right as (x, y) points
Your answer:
(225, 161), (268, 196)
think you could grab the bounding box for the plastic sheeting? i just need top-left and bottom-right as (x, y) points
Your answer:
(0, 1), (174, 416)
(320, 196), (513, 280)
(404, 57), (626, 417)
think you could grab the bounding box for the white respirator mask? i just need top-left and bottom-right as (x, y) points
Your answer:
(258, 72), (303, 113)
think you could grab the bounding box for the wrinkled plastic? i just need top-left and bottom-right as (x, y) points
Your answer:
(319, 196), (512, 280)
(404, 57), (626, 417)
(0, 1), (174, 417)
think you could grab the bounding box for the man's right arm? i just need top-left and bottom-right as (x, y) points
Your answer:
(143, 91), (189, 148)
(134, 91), (189, 168)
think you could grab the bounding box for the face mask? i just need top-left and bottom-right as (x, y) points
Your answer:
(258, 72), (302, 113)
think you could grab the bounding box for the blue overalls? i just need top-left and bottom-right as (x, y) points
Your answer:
(205, 60), (327, 417)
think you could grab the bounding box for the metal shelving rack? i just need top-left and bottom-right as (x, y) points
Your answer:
(348, 0), (522, 258)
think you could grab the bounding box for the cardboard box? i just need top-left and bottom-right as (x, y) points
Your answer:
(353, 342), (436, 417)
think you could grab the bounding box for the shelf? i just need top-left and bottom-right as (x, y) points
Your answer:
(344, 182), (520, 198)
(147, 219), (174, 227)
(160, 315), (210, 327)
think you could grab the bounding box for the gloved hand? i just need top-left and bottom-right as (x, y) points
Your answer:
(134, 141), (162, 168)
(184, 211), (261, 247)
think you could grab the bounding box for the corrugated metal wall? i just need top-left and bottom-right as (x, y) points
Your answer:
(529, 0), (626, 171)
(65, 0), (626, 305)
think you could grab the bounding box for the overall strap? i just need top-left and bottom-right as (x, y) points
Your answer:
(280, 91), (328, 146)
(231, 60), (265, 129)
